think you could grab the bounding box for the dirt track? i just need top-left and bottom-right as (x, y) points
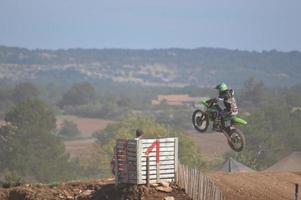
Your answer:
(1, 172), (301, 200)
(0, 179), (191, 200)
(209, 171), (301, 200)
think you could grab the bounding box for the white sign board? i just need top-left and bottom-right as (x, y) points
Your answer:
(114, 137), (178, 185)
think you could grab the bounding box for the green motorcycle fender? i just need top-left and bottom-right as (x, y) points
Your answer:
(200, 100), (219, 114)
(200, 100), (209, 107)
(231, 117), (247, 125)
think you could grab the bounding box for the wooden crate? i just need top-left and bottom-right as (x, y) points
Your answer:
(114, 137), (178, 185)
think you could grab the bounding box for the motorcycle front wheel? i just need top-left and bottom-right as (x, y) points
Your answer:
(227, 128), (245, 152)
(192, 110), (209, 133)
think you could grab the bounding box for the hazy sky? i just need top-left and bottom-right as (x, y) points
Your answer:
(1, 0), (300, 51)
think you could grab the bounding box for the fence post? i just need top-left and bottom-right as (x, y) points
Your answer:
(156, 139), (160, 182)
(177, 163), (226, 200)
(146, 156), (150, 187)
(114, 145), (118, 186)
(295, 183), (299, 200)
(228, 158), (232, 173)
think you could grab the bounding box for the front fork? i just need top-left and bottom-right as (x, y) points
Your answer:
(222, 124), (233, 142)
(222, 129), (232, 142)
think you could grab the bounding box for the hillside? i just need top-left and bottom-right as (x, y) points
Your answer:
(1, 46), (301, 87)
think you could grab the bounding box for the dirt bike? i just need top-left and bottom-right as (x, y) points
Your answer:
(192, 99), (247, 152)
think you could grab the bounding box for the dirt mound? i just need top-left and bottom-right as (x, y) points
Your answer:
(0, 189), (9, 199)
(5, 179), (112, 200)
(1, 179), (191, 200)
(209, 171), (301, 200)
(266, 151), (301, 172)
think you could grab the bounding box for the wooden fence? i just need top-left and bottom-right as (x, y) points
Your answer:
(177, 163), (227, 200)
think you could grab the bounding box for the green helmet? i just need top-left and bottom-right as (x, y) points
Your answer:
(215, 83), (228, 92)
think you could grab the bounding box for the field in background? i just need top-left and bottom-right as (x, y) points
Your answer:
(56, 115), (115, 137)
(58, 115), (232, 161)
(4, 115), (230, 161)
(187, 131), (231, 159)
(64, 138), (96, 158)
(56, 115), (114, 159)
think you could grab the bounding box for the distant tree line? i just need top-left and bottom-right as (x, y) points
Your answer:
(1, 46), (301, 86)
(0, 80), (213, 120)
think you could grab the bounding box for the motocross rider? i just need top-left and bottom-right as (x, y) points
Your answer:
(206, 83), (238, 131)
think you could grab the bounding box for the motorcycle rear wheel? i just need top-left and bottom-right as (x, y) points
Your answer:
(227, 128), (245, 152)
(192, 110), (209, 133)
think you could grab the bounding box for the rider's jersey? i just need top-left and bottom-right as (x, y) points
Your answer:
(219, 89), (238, 115)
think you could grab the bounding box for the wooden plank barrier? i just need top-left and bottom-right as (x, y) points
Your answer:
(177, 163), (227, 200)
(114, 137), (178, 185)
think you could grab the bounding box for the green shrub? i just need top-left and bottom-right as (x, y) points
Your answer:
(1, 171), (23, 188)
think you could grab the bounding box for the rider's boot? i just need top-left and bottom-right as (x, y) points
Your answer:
(212, 122), (217, 131)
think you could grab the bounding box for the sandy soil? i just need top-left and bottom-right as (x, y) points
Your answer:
(209, 171), (301, 200)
